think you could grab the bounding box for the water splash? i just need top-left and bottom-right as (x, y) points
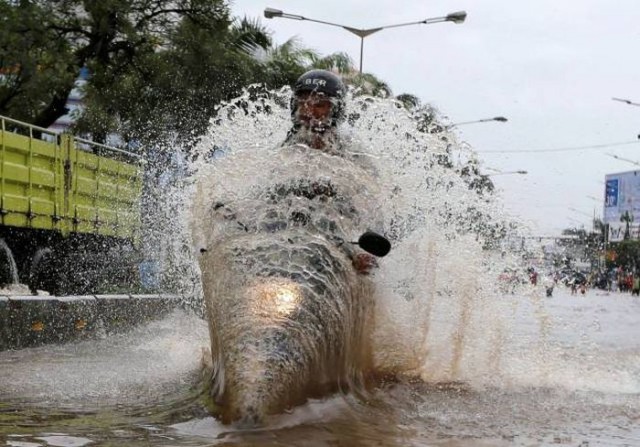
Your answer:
(172, 86), (529, 423)
(0, 309), (208, 407)
(1, 88), (638, 442)
(191, 143), (384, 423)
(138, 84), (640, 427)
(0, 238), (20, 286)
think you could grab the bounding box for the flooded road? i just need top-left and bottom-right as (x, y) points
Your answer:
(1, 287), (639, 446)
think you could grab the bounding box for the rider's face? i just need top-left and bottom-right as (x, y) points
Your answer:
(295, 92), (333, 127)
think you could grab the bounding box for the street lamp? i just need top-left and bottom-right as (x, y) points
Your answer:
(485, 170), (527, 177)
(264, 7), (467, 73)
(605, 153), (640, 167)
(569, 206), (600, 232)
(449, 116), (508, 127)
(569, 207), (593, 219)
(612, 97), (640, 107)
(611, 98), (640, 138)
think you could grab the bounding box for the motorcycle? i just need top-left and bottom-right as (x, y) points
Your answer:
(193, 144), (391, 426)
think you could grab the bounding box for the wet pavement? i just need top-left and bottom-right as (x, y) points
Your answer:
(1, 287), (639, 446)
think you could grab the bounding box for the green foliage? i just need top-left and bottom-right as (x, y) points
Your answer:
(311, 52), (353, 74)
(620, 211), (634, 240)
(0, 1), (75, 124)
(1, 0), (365, 146)
(612, 239), (640, 270)
(395, 93), (421, 110)
(458, 161), (495, 195)
(345, 72), (392, 98)
(228, 16), (272, 54)
(77, 10), (266, 145)
(0, 0), (477, 173)
(258, 37), (318, 89)
(1, 0), (235, 135)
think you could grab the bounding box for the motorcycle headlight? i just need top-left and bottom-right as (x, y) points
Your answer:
(252, 281), (302, 317)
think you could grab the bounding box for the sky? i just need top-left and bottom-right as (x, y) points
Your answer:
(229, 0), (640, 236)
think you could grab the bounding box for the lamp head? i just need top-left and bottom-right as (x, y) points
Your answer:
(446, 11), (467, 24)
(264, 7), (283, 19)
(493, 116), (508, 122)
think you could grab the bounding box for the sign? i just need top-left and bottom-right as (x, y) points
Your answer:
(605, 178), (618, 207)
(607, 222), (640, 242)
(604, 171), (640, 234)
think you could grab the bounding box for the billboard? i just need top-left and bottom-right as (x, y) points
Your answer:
(604, 170), (640, 241)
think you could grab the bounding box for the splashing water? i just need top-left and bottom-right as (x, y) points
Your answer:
(186, 84), (639, 385)
(0, 238), (20, 286)
(180, 86), (541, 424)
(2, 87), (640, 445)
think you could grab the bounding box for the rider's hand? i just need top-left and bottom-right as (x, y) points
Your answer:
(353, 252), (378, 275)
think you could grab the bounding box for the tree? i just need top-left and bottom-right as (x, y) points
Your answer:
(395, 93), (421, 110)
(612, 239), (640, 271)
(413, 103), (448, 134)
(344, 72), (392, 98)
(0, 1), (75, 125)
(75, 8), (271, 145)
(254, 38), (311, 87)
(621, 210), (634, 240)
(1, 0), (232, 131)
(77, 16), (356, 146)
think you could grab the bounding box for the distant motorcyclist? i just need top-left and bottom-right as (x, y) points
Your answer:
(284, 69), (379, 274)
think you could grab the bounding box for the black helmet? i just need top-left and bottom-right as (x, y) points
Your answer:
(291, 69), (347, 127)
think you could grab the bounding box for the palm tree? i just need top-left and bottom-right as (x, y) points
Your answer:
(228, 17), (273, 54)
(343, 72), (392, 98)
(254, 37), (320, 87)
(309, 52), (354, 74)
(621, 211), (634, 240)
(228, 21), (399, 101)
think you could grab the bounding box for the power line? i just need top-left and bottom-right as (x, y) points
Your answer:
(478, 140), (640, 154)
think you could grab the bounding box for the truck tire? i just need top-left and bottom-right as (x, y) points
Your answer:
(29, 247), (60, 295)
(0, 238), (18, 287)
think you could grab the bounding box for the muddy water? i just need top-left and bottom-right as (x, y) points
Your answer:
(2, 87), (636, 446)
(1, 287), (638, 446)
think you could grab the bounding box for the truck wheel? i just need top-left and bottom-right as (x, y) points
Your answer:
(0, 238), (18, 287)
(29, 247), (59, 295)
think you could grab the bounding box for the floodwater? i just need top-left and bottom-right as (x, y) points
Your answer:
(1, 287), (639, 446)
(3, 91), (639, 446)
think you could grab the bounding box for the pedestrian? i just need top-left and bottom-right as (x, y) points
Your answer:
(632, 273), (640, 296)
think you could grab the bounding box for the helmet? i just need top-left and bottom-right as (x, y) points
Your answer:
(291, 70), (347, 128)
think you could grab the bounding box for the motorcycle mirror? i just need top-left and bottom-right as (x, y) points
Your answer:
(353, 231), (391, 257)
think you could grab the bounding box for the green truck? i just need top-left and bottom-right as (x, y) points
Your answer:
(0, 114), (144, 295)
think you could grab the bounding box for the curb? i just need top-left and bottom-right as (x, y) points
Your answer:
(0, 294), (181, 351)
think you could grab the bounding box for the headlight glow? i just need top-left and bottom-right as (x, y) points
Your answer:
(252, 281), (301, 317)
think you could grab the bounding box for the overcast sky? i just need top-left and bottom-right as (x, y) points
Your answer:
(230, 0), (640, 236)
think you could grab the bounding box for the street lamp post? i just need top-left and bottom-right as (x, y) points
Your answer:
(569, 207), (593, 219)
(485, 170), (527, 177)
(611, 98), (640, 139)
(605, 153), (640, 167)
(612, 97), (640, 107)
(264, 7), (467, 73)
(449, 116), (508, 127)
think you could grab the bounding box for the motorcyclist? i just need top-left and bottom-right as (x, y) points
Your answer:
(284, 69), (348, 153)
(284, 69), (379, 274)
